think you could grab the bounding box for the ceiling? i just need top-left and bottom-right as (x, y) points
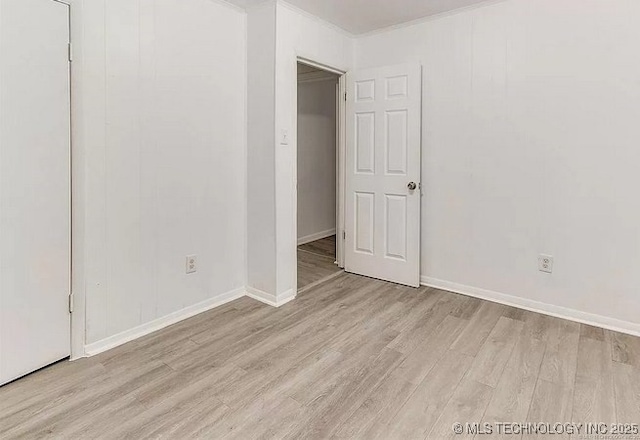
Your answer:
(226, 0), (496, 34)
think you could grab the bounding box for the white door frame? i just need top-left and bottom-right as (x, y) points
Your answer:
(63, 0), (85, 361)
(52, 0), (85, 361)
(59, 0), (87, 361)
(294, 56), (347, 293)
(52, 0), (82, 361)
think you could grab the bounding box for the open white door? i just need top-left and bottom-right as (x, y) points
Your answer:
(345, 64), (422, 287)
(0, 0), (71, 386)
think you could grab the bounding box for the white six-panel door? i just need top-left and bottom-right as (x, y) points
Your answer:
(345, 64), (422, 287)
(0, 0), (71, 386)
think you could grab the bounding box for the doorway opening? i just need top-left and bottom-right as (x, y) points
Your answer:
(296, 60), (344, 292)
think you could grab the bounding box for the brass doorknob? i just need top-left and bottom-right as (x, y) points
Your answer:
(408, 182), (417, 191)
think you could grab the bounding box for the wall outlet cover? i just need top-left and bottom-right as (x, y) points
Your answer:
(538, 254), (554, 274)
(186, 255), (197, 274)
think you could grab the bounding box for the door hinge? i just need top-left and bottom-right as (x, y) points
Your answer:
(68, 42), (73, 62)
(342, 231), (346, 240)
(68, 293), (73, 314)
(344, 92), (347, 101)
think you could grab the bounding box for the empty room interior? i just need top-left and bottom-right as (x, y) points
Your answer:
(1, 0), (639, 438)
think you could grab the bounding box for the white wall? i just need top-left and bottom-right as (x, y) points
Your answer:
(247, 1), (278, 296)
(71, 0), (247, 348)
(297, 78), (337, 244)
(355, 0), (640, 332)
(274, 2), (353, 298)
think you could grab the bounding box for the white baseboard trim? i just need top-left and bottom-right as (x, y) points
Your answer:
(246, 286), (297, 308)
(277, 289), (297, 307)
(84, 287), (245, 357)
(421, 276), (640, 338)
(298, 228), (336, 246)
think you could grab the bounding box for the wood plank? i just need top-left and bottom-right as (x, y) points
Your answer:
(73, 369), (232, 439)
(332, 315), (469, 438)
(571, 332), (616, 424)
(287, 347), (404, 439)
(524, 379), (573, 440)
(612, 361), (640, 424)
(580, 324), (605, 342)
(448, 294), (482, 320)
(332, 373), (416, 439)
(288, 330), (400, 406)
(381, 351), (474, 440)
(467, 316), (525, 387)
(481, 327), (546, 431)
(223, 396), (301, 440)
(426, 377), (494, 439)
(612, 331), (640, 369)
(393, 315), (470, 385)
(387, 293), (465, 355)
(298, 235), (336, 259)
(537, 318), (580, 386)
(297, 248), (341, 289)
(450, 301), (508, 356)
(2, 362), (174, 439)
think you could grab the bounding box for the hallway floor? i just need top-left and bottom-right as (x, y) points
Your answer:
(297, 235), (341, 290)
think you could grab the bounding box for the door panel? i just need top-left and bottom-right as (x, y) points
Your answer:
(385, 195), (407, 261)
(355, 112), (375, 174)
(355, 192), (375, 254)
(345, 64), (421, 287)
(0, 0), (71, 386)
(385, 110), (408, 174)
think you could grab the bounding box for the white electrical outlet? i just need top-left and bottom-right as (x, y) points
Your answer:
(538, 254), (554, 273)
(186, 255), (197, 274)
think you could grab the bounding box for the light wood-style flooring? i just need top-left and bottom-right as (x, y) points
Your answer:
(297, 235), (341, 290)
(1, 271), (639, 439)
